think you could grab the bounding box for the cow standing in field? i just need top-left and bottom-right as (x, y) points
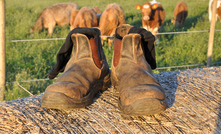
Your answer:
(30, 3), (78, 36)
(209, 0), (221, 22)
(135, 0), (165, 37)
(92, 7), (102, 26)
(99, 3), (125, 48)
(171, 1), (188, 28)
(70, 7), (101, 30)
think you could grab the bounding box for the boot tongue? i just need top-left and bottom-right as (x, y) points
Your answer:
(114, 26), (156, 69)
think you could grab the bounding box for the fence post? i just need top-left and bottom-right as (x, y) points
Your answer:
(207, 0), (217, 67)
(0, 0), (5, 101)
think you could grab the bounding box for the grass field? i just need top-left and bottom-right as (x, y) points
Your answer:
(4, 0), (221, 100)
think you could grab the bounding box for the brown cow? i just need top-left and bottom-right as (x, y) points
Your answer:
(30, 3), (78, 36)
(92, 7), (102, 26)
(70, 7), (100, 30)
(171, 1), (188, 28)
(135, 0), (165, 37)
(209, 0), (221, 22)
(99, 3), (125, 48)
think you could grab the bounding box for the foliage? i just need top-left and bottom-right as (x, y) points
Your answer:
(5, 0), (221, 100)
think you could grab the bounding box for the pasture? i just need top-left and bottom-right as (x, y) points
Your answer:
(5, 0), (221, 100)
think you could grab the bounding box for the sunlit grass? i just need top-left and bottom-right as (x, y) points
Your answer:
(5, 0), (221, 100)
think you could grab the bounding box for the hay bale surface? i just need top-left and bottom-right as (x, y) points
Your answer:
(1, 67), (221, 133)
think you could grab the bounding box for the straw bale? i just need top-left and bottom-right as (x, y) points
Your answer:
(0, 67), (221, 133)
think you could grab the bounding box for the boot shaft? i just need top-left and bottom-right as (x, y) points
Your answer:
(49, 27), (108, 79)
(112, 25), (156, 69)
(112, 34), (145, 68)
(65, 33), (102, 70)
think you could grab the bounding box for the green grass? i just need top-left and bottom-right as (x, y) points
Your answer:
(4, 0), (221, 100)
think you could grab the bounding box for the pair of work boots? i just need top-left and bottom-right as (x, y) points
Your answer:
(41, 25), (167, 116)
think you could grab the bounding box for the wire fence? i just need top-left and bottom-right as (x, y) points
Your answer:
(5, 61), (221, 84)
(6, 29), (221, 43)
(5, 29), (221, 84)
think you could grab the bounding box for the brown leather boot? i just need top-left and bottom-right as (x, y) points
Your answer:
(111, 25), (167, 115)
(41, 27), (111, 110)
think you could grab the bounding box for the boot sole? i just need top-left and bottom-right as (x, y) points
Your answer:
(118, 98), (167, 116)
(41, 71), (111, 110)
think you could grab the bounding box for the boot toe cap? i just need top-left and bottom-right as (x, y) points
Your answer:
(45, 82), (87, 99)
(120, 84), (165, 105)
(118, 84), (167, 115)
(41, 82), (90, 110)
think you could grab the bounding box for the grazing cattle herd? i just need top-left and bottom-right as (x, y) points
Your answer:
(30, 0), (217, 44)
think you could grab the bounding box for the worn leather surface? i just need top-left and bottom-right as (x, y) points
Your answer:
(111, 25), (165, 106)
(45, 27), (109, 100)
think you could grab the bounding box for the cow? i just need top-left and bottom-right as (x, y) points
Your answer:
(171, 1), (188, 28)
(30, 3), (78, 36)
(135, 0), (165, 37)
(70, 7), (101, 30)
(99, 3), (125, 48)
(92, 7), (102, 26)
(209, 0), (221, 22)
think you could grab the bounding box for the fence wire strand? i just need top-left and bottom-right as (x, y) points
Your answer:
(5, 62), (221, 84)
(6, 29), (221, 43)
